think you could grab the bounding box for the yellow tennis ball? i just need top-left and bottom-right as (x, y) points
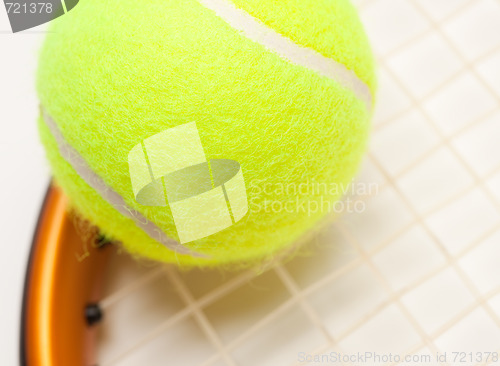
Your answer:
(37, 0), (376, 267)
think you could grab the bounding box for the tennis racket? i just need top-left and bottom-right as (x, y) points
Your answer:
(21, 0), (500, 365)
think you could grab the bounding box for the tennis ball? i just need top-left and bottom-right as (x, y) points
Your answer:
(37, 0), (376, 267)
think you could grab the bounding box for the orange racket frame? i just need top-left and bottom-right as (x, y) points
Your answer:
(21, 185), (111, 366)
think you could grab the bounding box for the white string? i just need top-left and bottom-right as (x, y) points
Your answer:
(98, 1), (500, 365)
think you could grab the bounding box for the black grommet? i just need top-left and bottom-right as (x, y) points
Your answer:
(94, 234), (111, 249)
(85, 303), (103, 326)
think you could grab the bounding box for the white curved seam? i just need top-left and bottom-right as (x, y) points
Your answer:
(196, 0), (373, 110)
(41, 109), (208, 259)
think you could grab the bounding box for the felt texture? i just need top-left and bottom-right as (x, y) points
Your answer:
(37, 0), (376, 267)
(230, 0), (376, 92)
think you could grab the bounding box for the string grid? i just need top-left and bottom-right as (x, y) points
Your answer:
(97, 1), (500, 364)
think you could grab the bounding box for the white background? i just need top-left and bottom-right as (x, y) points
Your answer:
(0, 10), (49, 365)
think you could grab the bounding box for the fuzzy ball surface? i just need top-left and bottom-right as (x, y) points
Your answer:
(37, 0), (376, 267)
